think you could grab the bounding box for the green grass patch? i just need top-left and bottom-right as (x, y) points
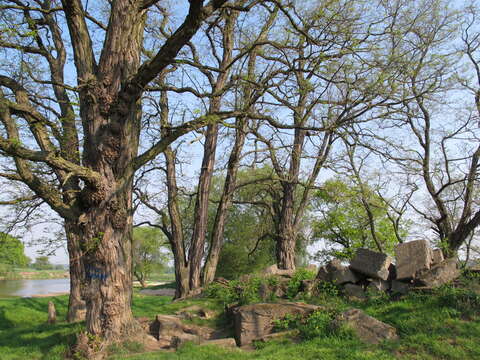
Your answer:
(0, 277), (479, 360)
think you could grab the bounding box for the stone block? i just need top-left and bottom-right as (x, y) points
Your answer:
(349, 248), (392, 280)
(415, 259), (460, 288)
(332, 309), (399, 344)
(331, 267), (359, 285)
(395, 240), (433, 280)
(233, 302), (319, 346)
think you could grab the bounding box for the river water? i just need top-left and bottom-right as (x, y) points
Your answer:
(0, 278), (70, 297)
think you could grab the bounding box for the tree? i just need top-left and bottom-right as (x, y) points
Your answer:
(132, 227), (168, 288)
(0, 0), (249, 346)
(0, 232), (29, 268)
(246, 0), (405, 269)
(33, 255), (53, 270)
(135, 3), (277, 298)
(312, 178), (407, 262)
(357, 0), (480, 257)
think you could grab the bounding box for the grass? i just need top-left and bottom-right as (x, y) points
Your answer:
(0, 279), (479, 360)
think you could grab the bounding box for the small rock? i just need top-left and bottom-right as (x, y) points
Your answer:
(201, 338), (237, 348)
(350, 248), (393, 280)
(343, 284), (366, 300)
(333, 308), (399, 344)
(396, 240), (433, 280)
(262, 264), (295, 277)
(300, 279), (317, 297)
(390, 280), (411, 295)
(366, 279), (389, 293)
(415, 259), (460, 288)
(316, 266), (329, 282)
(331, 267), (359, 285)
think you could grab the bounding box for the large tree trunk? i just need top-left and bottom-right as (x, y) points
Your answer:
(65, 221), (86, 322)
(276, 182), (297, 270)
(80, 183), (137, 339)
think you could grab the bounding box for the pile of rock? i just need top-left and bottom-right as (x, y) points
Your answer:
(314, 240), (460, 299)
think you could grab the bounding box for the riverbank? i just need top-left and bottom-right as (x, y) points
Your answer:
(0, 269), (69, 281)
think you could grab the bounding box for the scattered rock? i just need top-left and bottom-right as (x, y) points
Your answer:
(390, 280), (411, 295)
(343, 284), (366, 300)
(233, 302), (319, 346)
(262, 264), (295, 277)
(258, 283), (272, 301)
(333, 308), (399, 344)
(316, 265), (329, 282)
(350, 248), (392, 281)
(415, 259), (460, 288)
(149, 314), (215, 348)
(325, 259), (356, 284)
(396, 240), (433, 280)
(201, 338), (237, 348)
(431, 249), (445, 265)
(366, 279), (389, 293)
(259, 330), (297, 342)
(466, 264), (480, 274)
(175, 305), (217, 320)
(300, 279), (317, 297)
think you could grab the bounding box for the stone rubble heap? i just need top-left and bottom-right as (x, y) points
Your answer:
(312, 240), (459, 300)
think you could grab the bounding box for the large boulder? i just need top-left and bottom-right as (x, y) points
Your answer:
(149, 314), (215, 348)
(233, 302), (319, 346)
(332, 308), (399, 344)
(349, 248), (392, 280)
(395, 240), (433, 280)
(316, 259), (359, 284)
(415, 259), (460, 288)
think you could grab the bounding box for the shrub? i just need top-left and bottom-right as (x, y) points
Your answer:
(437, 285), (480, 318)
(286, 268), (316, 299)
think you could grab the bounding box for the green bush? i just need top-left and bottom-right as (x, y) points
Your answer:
(436, 285), (480, 318)
(286, 268), (316, 299)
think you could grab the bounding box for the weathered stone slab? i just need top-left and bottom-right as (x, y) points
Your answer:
(332, 308), (399, 344)
(395, 240), (433, 280)
(415, 259), (460, 288)
(149, 314), (215, 347)
(331, 267), (359, 285)
(431, 249), (444, 265)
(233, 302), (319, 346)
(343, 284), (366, 300)
(349, 248), (392, 280)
